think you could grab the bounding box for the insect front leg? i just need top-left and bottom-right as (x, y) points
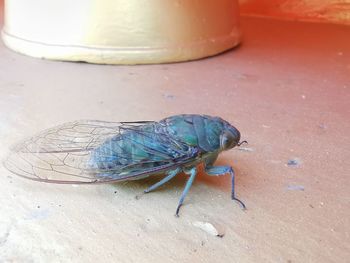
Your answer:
(175, 167), (197, 217)
(144, 168), (181, 194)
(205, 165), (246, 210)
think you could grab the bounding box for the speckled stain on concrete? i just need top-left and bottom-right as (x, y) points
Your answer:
(0, 3), (349, 263)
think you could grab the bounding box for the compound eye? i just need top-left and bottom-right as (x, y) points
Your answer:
(220, 131), (235, 150)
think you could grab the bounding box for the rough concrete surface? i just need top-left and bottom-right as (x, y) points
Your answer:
(0, 5), (349, 263)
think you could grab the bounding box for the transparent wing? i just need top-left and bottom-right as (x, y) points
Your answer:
(3, 120), (197, 184)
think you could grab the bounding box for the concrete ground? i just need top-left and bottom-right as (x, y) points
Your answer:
(0, 4), (349, 263)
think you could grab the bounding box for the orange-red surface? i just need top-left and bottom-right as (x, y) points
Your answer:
(240, 0), (350, 25)
(0, 1), (349, 262)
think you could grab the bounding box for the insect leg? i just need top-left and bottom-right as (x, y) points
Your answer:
(205, 165), (246, 210)
(144, 168), (181, 193)
(175, 167), (197, 217)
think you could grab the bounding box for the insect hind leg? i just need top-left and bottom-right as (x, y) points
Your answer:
(144, 168), (181, 193)
(205, 165), (246, 210)
(175, 167), (197, 217)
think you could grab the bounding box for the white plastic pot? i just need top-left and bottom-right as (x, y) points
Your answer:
(2, 0), (241, 64)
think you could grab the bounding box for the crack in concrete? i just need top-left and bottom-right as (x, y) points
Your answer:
(0, 226), (11, 247)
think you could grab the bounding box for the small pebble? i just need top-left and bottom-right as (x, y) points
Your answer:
(287, 158), (301, 167)
(318, 124), (327, 130)
(287, 185), (305, 191)
(238, 147), (254, 152)
(193, 221), (225, 238)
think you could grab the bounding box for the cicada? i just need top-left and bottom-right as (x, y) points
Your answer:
(3, 114), (247, 216)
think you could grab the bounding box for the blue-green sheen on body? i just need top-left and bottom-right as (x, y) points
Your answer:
(89, 114), (240, 177)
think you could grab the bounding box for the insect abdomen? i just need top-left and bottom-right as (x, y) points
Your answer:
(89, 124), (183, 171)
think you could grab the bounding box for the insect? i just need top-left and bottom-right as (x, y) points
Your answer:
(3, 114), (247, 216)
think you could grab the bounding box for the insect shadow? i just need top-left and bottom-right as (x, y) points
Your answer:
(110, 172), (193, 196)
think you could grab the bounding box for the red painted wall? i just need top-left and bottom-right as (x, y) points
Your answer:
(239, 0), (350, 25)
